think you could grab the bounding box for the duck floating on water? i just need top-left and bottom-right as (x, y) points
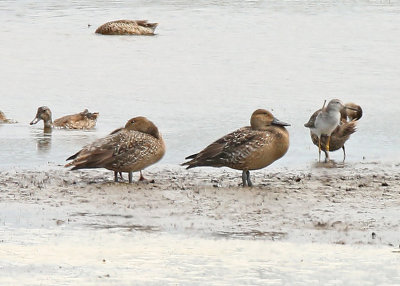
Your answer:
(305, 100), (361, 162)
(30, 106), (99, 129)
(65, 116), (165, 183)
(182, 109), (290, 187)
(95, 20), (158, 35)
(0, 111), (16, 123)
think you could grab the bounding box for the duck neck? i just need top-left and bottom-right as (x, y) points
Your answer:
(43, 119), (53, 128)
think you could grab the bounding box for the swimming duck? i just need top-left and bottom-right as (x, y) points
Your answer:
(95, 20), (158, 35)
(306, 102), (362, 162)
(0, 111), (14, 123)
(65, 116), (165, 183)
(30, 106), (99, 129)
(0, 111), (6, 122)
(182, 109), (290, 187)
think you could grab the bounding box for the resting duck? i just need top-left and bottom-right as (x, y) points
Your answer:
(95, 20), (158, 35)
(30, 106), (99, 129)
(182, 109), (290, 187)
(65, 116), (166, 183)
(0, 111), (15, 123)
(307, 102), (362, 162)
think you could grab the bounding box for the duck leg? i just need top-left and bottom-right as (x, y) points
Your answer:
(242, 170), (247, 187)
(114, 171), (119, 182)
(241, 170), (253, 187)
(342, 145), (346, 162)
(246, 170), (253, 187)
(128, 172), (133, 184)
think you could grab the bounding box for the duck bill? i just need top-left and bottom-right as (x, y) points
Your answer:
(30, 117), (40, 125)
(345, 106), (358, 111)
(272, 117), (291, 127)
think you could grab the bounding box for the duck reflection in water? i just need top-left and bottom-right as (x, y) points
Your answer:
(33, 128), (52, 153)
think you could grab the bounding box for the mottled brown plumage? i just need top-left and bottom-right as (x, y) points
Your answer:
(182, 109), (290, 187)
(65, 116), (165, 183)
(95, 20), (158, 35)
(30, 106), (99, 129)
(308, 103), (362, 162)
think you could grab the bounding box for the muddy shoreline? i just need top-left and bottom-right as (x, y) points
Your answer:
(1, 163), (399, 247)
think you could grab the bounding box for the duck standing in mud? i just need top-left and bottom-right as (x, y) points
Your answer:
(182, 109), (290, 187)
(305, 100), (361, 162)
(30, 106), (99, 130)
(65, 116), (165, 183)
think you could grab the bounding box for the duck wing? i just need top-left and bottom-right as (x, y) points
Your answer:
(304, 109), (321, 128)
(66, 130), (161, 171)
(182, 127), (260, 168)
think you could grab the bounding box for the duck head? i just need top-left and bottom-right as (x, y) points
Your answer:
(250, 109), (290, 131)
(342, 103), (362, 121)
(80, 109), (99, 120)
(125, 116), (160, 139)
(30, 106), (52, 128)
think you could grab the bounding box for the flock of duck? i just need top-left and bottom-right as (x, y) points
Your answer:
(0, 20), (364, 187)
(1, 98), (362, 187)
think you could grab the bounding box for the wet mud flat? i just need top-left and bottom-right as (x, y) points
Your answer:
(1, 163), (399, 246)
(1, 163), (400, 285)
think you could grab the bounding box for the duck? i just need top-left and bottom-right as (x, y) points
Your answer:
(306, 102), (362, 162)
(182, 109), (290, 187)
(340, 102), (363, 122)
(95, 20), (158, 35)
(30, 106), (99, 129)
(0, 110), (15, 123)
(65, 116), (166, 183)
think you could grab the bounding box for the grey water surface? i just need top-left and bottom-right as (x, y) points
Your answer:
(1, 0), (399, 169)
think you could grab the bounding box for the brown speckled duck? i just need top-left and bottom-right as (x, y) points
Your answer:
(30, 106), (99, 129)
(95, 20), (158, 35)
(65, 116), (165, 183)
(308, 102), (362, 162)
(182, 109), (290, 187)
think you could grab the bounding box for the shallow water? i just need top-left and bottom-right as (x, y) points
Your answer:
(1, 202), (399, 285)
(1, 0), (400, 169)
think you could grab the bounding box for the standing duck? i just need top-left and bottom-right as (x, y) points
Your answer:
(65, 116), (165, 183)
(182, 109), (290, 187)
(95, 20), (158, 35)
(306, 101), (362, 162)
(30, 106), (99, 130)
